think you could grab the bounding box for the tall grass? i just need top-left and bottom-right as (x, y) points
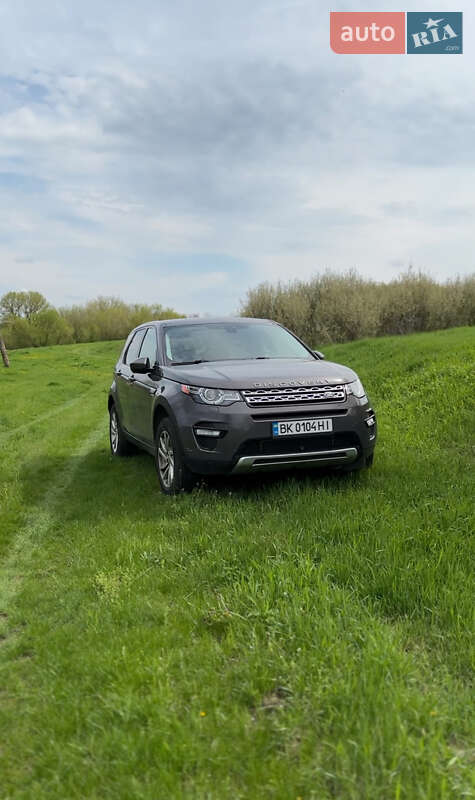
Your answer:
(241, 270), (475, 343)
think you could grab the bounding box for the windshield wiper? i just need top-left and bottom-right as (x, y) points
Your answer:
(170, 359), (209, 366)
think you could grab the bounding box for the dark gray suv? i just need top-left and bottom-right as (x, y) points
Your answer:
(108, 318), (377, 494)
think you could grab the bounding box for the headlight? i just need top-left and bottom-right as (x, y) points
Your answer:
(347, 378), (366, 398)
(181, 384), (242, 406)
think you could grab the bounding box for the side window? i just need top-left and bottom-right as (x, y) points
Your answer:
(139, 327), (158, 365)
(124, 330), (145, 365)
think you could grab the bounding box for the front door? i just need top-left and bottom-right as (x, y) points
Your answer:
(127, 326), (160, 444)
(117, 328), (146, 434)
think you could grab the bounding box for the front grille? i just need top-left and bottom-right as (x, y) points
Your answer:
(242, 385), (346, 407)
(236, 432), (360, 458)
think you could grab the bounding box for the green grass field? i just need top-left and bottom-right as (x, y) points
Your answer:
(0, 328), (474, 799)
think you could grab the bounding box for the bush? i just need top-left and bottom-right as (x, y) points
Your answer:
(1, 316), (37, 349)
(32, 310), (74, 347)
(59, 298), (183, 345)
(241, 270), (475, 344)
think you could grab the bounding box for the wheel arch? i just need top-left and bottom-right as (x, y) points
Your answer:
(153, 401), (174, 440)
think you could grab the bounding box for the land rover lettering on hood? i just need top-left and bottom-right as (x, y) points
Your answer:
(108, 318), (377, 494)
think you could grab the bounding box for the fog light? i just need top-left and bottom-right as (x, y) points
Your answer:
(195, 428), (221, 437)
(365, 416), (375, 427)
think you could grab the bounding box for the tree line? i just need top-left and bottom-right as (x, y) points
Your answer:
(0, 292), (182, 350)
(240, 269), (475, 344)
(1, 269), (474, 353)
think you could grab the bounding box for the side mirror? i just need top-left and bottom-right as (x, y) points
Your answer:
(313, 350), (325, 360)
(130, 356), (151, 374)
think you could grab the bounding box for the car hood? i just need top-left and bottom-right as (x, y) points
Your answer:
(163, 358), (358, 390)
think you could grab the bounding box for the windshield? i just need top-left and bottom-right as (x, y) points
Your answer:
(164, 322), (312, 364)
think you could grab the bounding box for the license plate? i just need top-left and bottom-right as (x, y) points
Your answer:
(272, 418), (333, 437)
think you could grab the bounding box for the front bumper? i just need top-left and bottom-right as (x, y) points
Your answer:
(171, 390), (377, 476)
(232, 446), (359, 474)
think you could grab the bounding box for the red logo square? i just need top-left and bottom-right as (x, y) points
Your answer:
(330, 12), (406, 54)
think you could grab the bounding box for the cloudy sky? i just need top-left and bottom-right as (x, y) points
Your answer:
(0, 0), (472, 315)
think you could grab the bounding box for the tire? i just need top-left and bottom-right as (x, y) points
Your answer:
(109, 404), (134, 457)
(155, 418), (196, 495)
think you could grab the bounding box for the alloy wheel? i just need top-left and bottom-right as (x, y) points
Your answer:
(110, 410), (119, 453)
(158, 430), (175, 488)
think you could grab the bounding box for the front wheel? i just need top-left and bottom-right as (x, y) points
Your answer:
(155, 419), (196, 494)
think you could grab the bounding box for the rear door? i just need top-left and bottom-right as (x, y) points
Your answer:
(127, 326), (160, 443)
(115, 329), (146, 433)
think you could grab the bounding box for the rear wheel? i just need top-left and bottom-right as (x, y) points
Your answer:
(109, 405), (134, 456)
(155, 418), (196, 494)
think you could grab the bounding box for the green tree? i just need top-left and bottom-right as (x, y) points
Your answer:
(1, 316), (36, 348)
(0, 290), (49, 321)
(32, 309), (74, 347)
